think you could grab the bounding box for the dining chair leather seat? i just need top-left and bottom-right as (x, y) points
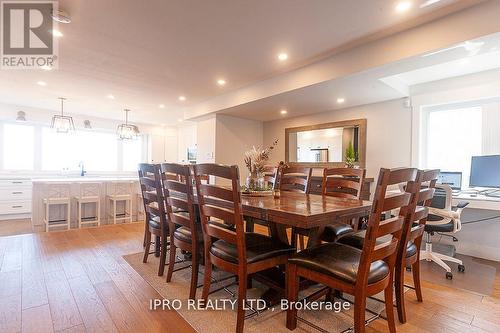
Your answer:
(173, 226), (203, 244)
(339, 232), (417, 258)
(148, 215), (161, 229)
(289, 242), (389, 284)
(321, 223), (355, 242)
(405, 241), (417, 257)
(210, 232), (295, 264)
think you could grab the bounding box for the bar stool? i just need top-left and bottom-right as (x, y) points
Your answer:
(106, 181), (133, 224)
(74, 182), (101, 228)
(43, 183), (71, 232)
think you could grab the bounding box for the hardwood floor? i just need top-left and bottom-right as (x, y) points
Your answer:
(0, 223), (194, 333)
(0, 222), (499, 333)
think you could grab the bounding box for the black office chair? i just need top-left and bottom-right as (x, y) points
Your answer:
(421, 184), (468, 279)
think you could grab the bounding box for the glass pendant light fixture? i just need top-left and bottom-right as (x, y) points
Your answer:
(51, 97), (75, 133)
(117, 109), (139, 140)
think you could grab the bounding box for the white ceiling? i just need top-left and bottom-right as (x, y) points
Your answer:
(0, 0), (465, 124)
(218, 31), (500, 121)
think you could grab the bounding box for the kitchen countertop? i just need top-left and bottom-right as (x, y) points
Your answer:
(31, 177), (138, 183)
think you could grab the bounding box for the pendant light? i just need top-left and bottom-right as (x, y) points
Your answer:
(117, 109), (139, 140)
(51, 97), (75, 133)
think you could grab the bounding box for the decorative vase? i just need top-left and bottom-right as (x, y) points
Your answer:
(246, 171), (265, 191)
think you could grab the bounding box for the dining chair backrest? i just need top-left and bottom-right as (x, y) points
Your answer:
(407, 169), (439, 245)
(263, 165), (278, 190)
(279, 166), (312, 194)
(160, 163), (198, 241)
(193, 164), (246, 260)
(138, 163), (167, 232)
(357, 167), (419, 287)
(322, 167), (366, 199)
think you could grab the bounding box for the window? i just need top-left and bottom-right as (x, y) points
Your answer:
(2, 123), (35, 170)
(425, 107), (482, 187)
(122, 137), (143, 171)
(79, 131), (118, 171)
(42, 128), (118, 171)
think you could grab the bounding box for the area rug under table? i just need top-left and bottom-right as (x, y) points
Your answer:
(123, 251), (403, 333)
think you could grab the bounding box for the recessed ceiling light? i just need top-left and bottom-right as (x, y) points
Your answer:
(280, 109), (288, 115)
(159, 104), (165, 109)
(217, 79), (226, 86)
(337, 98), (345, 104)
(37, 81), (47, 86)
(178, 96), (186, 101)
(395, 1), (412, 13)
(278, 53), (288, 61)
(40, 65), (52, 71)
(107, 94), (115, 99)
(51, 29), (63, 37)
(177, 118), (184, 123)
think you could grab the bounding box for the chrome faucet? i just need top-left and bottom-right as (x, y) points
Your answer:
(78, 161), (86, 177)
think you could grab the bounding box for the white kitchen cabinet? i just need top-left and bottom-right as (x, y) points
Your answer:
(0, 178), (32, 219)
(148, 133), (178, 163)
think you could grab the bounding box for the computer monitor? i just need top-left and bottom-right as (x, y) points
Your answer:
(469, 155), (500, 188)
(437, 172), (462, 190)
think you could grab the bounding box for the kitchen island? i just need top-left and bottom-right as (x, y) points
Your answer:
(31, 177), (142, 232)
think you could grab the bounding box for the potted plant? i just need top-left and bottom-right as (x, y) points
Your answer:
(345, 141), (357, 168)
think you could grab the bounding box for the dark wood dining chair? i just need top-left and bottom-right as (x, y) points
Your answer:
(278, 166), (312, 193)
(278, 166), (312, 249)
(395, 169), (439, 323)
(161, 163), (202, 300)
(193, 163), (295, 333)
(286, 167), (419, 333)
(320, 167), (366, 243)
(245, 165), (279, 234)
(138, 163), (169, 276)
(263, 165), (278, 189)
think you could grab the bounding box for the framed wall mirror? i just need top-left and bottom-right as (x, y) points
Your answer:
(285, 118), (366, 168)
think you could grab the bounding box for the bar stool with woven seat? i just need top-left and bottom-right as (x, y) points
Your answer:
(194, 163), (295, 333)
(74, 182), (101, 228)
(43, 183), (72, 232)
(106, 181), (133, 224)
(286, 167), (419, 333)
(320, 167), (366, 243)
(139, 163), (169, 276)
(162, 163), (202, 300)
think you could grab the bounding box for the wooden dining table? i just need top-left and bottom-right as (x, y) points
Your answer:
(239, 191), (372, 246)
(172, 188), (373, 303)
(183, 188), (372, 247)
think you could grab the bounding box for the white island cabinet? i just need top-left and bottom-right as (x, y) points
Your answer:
(31, 177), (142, 232)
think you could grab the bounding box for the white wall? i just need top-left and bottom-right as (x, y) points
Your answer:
(263, 98), (412, 179)
(215, 114), (263, 181)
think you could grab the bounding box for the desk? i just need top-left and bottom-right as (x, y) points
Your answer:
(452, 192), (500, 210)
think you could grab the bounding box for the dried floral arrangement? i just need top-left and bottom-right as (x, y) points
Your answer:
(244, 139), (278, 174)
